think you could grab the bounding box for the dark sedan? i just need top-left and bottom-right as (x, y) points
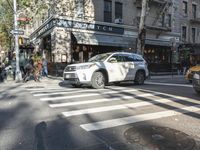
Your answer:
(192, 71), (200, 94)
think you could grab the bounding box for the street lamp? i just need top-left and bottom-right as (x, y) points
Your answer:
(13, 0), (22, 82)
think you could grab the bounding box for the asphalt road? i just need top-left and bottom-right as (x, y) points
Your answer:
(0, 76), (200, 150)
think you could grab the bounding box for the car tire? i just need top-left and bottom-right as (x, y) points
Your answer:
(134, 71), (145, 85)
(91, 72), (105, 89)
(71, 84), (82, 88)
(194, 88), (200, 94)
(113, 82), (121, 86)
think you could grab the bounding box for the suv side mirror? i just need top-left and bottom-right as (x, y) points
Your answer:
(108, 57), (117, 63)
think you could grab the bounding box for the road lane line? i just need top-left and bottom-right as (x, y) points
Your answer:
(145, 82), (192, 87)
(62, 96), (191, 117)
(33, 87), (129, 96)
(26, 88), (66, 91)
(49, 93), (159, 108)
(40, 89), (138, 101)
(30, 89), (76, 94)
(80, 104), (200, 131)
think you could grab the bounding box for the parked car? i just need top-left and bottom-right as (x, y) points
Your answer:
(185, 64), (200, 82)
(63, 52), (149, 89)
(192, 71), (200, 94)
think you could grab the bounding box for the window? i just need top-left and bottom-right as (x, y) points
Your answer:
(75, 0), (85, 18)
(104, 0), (112, 22)
(161, 14), (165, 27)
(166, 14), (171, 27)
(183, 1), (188, 15)
(192, 4), (197, 19)
(182, 26), (187, 41)
(192, 28), (196, 43)
(115, 2), (123, 19)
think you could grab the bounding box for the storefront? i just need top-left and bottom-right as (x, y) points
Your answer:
(144, 39), (175, 72)
(179, 44), (200, 66)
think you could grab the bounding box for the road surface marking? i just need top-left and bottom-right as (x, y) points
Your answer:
(40, 89), (138, 101)
(33, 87), (130, 96)
(49, 93), (159, 108)
(62, 96), (190, 117)
(80, 104), (200, 131)
(146, 82), (192, 87)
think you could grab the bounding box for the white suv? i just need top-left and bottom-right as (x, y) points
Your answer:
(63, 52), (149, 88)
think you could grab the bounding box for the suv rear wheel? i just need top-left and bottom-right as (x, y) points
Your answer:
(134, 71), (145, 85)
(91, 72), (105, 89)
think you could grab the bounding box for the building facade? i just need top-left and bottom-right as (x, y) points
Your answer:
(29, 0), (181, 73)
(178, 0), (200, 66)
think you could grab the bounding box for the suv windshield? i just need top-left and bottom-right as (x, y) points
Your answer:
(88, 53), (111, 62)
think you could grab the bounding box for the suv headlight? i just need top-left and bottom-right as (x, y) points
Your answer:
(76, 64), (95, 70)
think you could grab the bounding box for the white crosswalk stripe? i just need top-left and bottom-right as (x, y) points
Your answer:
(80, 105), (200, 131)
(33, 87), (130, 96)
(49, 93), (158, 108)
(40, 89), (138, 101)
(25, 85), (200, 132)
(62, 97), (185, 117)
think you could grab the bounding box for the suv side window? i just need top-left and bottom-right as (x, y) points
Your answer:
(110, 54), (124, 62)
(132, 54), (144, 62)
(123, 54), (135, 62)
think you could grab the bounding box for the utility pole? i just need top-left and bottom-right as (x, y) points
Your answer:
(137, 0), (148, 56)
(13, 0), (22, 82)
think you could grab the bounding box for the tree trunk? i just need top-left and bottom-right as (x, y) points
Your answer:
(137, 0), (148, 56)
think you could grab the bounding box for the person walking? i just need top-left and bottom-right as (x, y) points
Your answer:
(181, 59), (188, 75)
(0, 62), (3, 82)
(42, 58), (48, 77)
(33, 57), (42, 82)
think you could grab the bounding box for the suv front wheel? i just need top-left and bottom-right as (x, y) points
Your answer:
(134, 71), (145, 85)
(91, 72), (105, 89)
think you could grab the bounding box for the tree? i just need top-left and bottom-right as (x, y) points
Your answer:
(136, 0), (148, 56)
(0, 0), (13, 51)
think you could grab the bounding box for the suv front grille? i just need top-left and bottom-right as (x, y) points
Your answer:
(65, 66), (76, 72)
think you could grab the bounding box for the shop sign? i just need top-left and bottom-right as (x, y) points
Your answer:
(56, 19), (124, 34)
(32, 18), (124, 39)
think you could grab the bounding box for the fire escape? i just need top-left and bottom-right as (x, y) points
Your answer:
(135, 0), (173, 37)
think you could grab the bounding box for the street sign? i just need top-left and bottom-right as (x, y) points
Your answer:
(10, 30), (24, 35)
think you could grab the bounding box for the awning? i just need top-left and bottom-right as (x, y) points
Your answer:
(179, 43), (200, 54)
(72, 32), (136, 48)
(145, 39), (171, 47)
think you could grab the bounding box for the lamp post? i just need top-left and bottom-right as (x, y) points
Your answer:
(13, 0), (22, 82)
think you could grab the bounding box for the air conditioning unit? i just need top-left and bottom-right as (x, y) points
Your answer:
(115, 18), (123, 24)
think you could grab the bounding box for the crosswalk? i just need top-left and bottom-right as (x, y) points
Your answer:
(24, 85), (200, 132)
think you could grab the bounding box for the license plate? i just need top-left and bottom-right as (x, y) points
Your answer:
(66, 74), (70, 78)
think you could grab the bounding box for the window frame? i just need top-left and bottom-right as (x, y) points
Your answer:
(183, 1), (188, 15)
(182, 26), (187, 42)
(104, 0), (112, 23)
(192, 4), (197, 19)
(191, 27), (196, 43)
(115, 2), (123, 20)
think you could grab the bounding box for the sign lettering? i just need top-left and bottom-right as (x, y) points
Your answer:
(31, 18), (124, 39)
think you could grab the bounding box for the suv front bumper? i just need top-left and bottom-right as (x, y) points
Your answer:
(63, 72), (91, 85)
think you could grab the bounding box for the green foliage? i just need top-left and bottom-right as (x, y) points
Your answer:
(0, 0), (13, 50)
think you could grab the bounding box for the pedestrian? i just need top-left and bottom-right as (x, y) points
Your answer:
(0, 62), (3, 82)
(33, 55), (42, 82)
(181, 59), (188, 75)
(23, 62), (33, 82)
(42, 58), (48, 77)
(177, 62), (181, 75)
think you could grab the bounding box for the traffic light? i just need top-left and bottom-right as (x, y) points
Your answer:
(18, 37), (23, 45)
